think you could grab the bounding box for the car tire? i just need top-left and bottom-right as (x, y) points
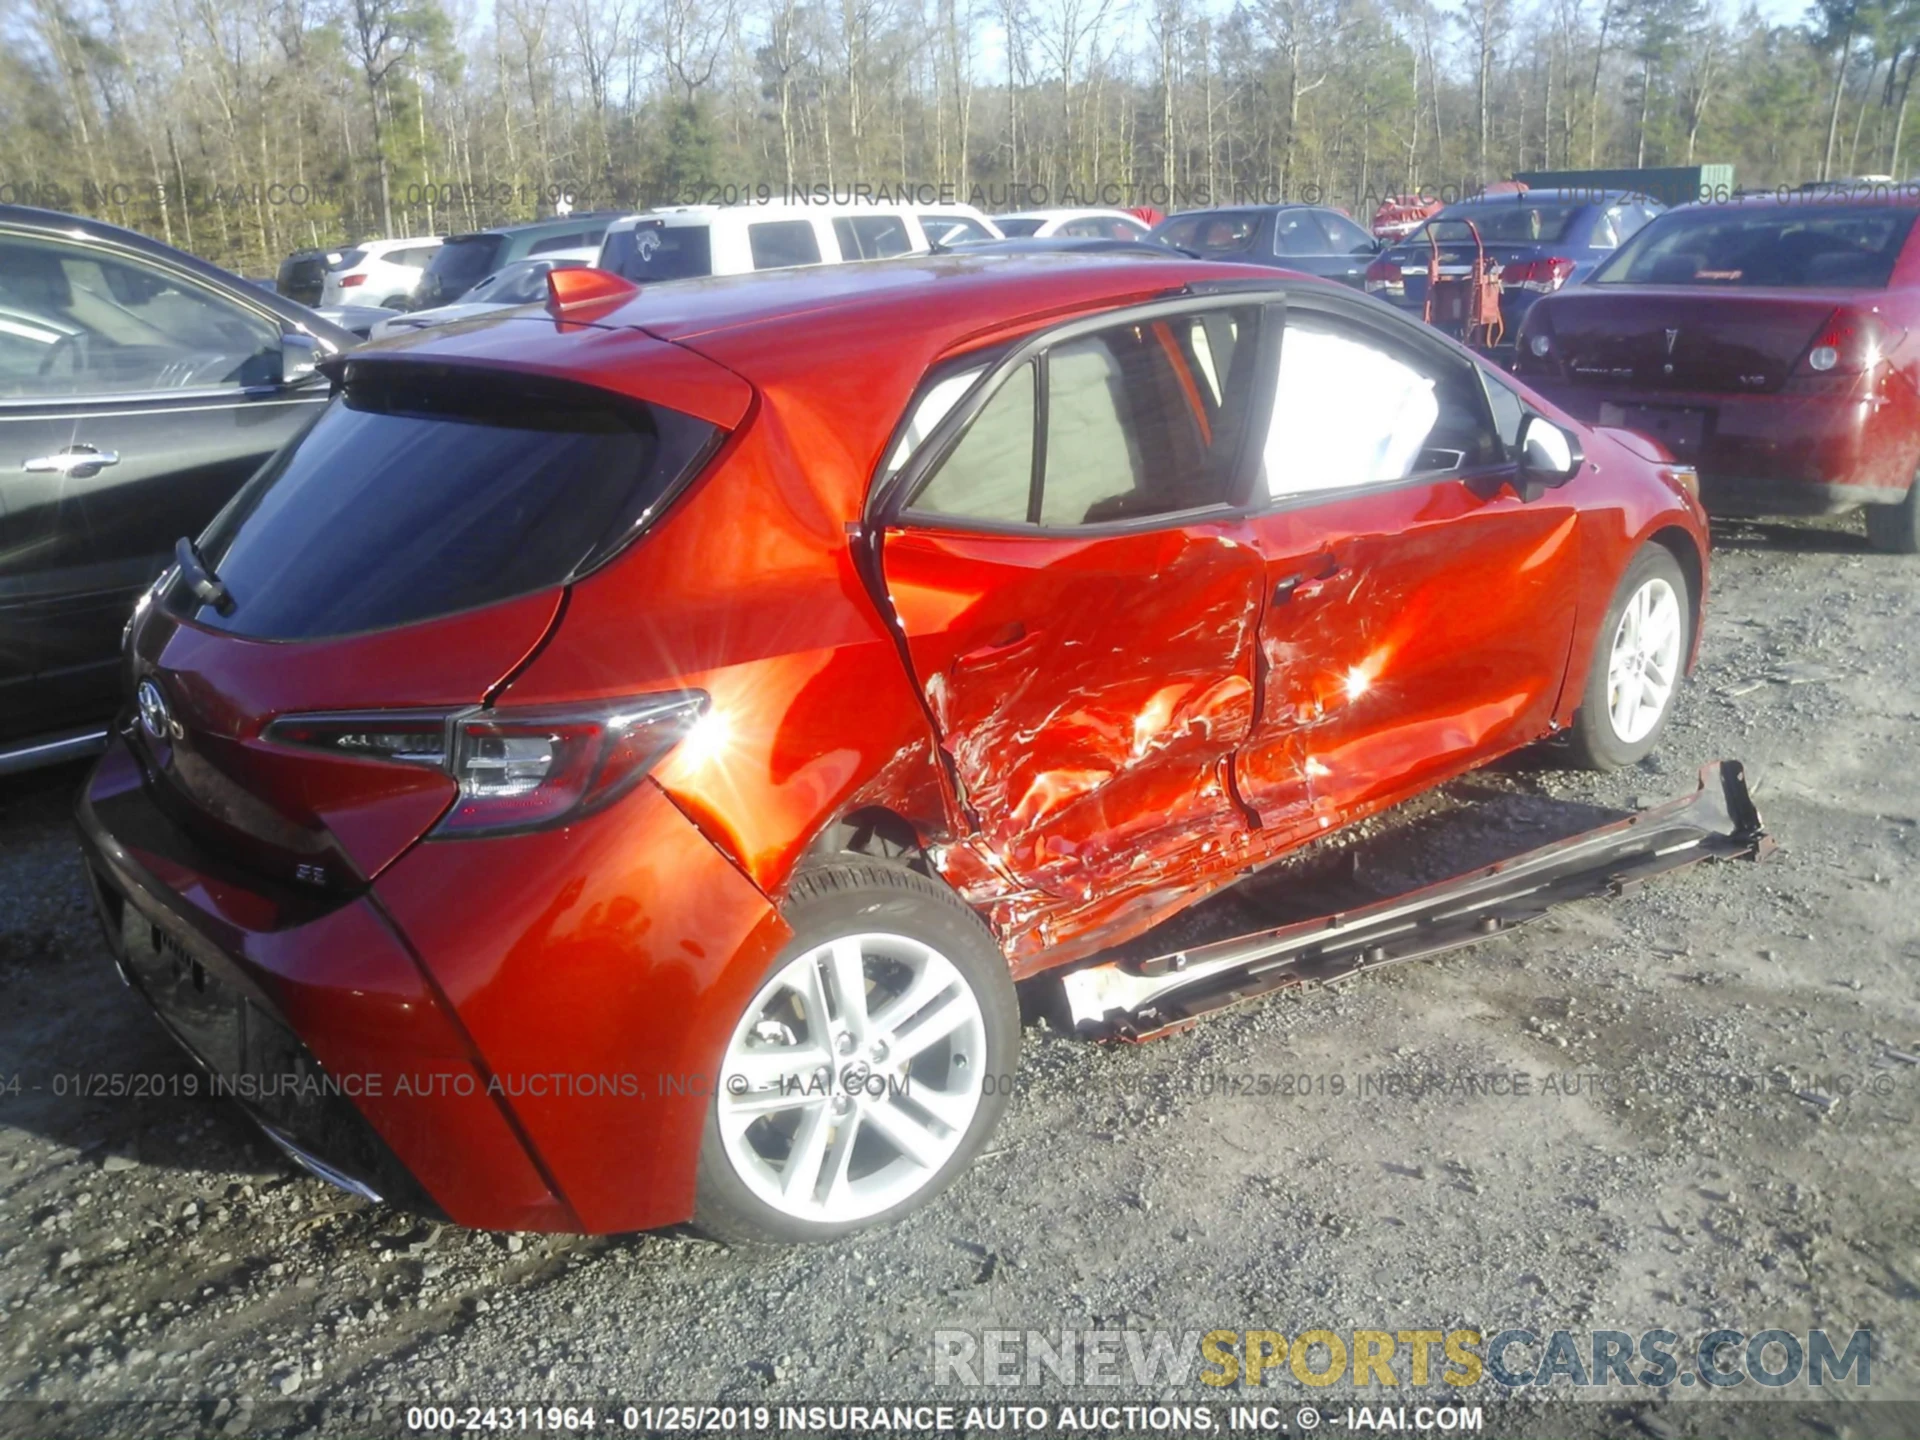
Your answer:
(693, 861), (1019, 1244)
(1865, 483), (1920, 554)
(1567, 543), (1691, 770)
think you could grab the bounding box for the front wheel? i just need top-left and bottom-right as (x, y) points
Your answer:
(693, 862), (1020, 1243)
(1567, 544), (1691, 770)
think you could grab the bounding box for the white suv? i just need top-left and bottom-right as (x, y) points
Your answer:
(596, 202), (1000, 282)
(319, 237), (444, 307)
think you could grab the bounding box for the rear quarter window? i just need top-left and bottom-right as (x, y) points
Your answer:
(180, 365), (720, 640)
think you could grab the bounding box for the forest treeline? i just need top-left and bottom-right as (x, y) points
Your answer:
(0, 0), (1910, 272)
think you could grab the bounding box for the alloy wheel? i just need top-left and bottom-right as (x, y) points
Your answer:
(717, 931), (987, 1224)
(1606, 575), (1683, 745)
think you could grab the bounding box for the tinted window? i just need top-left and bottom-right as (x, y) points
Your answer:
(912, 363), (1036, 523)
(1592, 205), (1916, 288)
(530, 231), (593, 255)
(601, 222), (714, 282)
(1320, 212), (1377, 253)
(329, 248), (368, 272)
(0, 235), (280, 399)
(1274, 210), (1328, 256)
(183, 365), (719, 639)
(1157, 211), (1261, 255)
(421, 235), (505, 301)
(996, 217), (1045, 237)
(922, 214), (994, 242)
(1263, 317), (1498, 499)
(833, 215), (914, 259)
(1422, 202), (1583, 244)
(749, 220), (822, 270)
(390, 246), (437, 269)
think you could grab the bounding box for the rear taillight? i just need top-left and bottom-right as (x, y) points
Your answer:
(265, 693), (708, 837)
(1502, 256), (1576, 293)
(339, 272), (368, 288)
(439, 694), (706, 835)
(1365, 257), (1405, 297)
(1793, 306), (1895, 377)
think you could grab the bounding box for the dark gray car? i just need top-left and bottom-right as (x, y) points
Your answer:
(0, 206), (356, 770)
(1150, 204), (1384, 286)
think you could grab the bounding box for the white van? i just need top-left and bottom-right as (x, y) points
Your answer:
(596, 201), (1000, 282)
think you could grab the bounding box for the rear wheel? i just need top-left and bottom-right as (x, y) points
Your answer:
(693, 863), (1019, 1243)
(1568, 544), (1690, 770)
(1865, 483), (1920, 554)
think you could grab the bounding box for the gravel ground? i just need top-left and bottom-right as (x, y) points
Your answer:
(1, 516), (1916, 1438)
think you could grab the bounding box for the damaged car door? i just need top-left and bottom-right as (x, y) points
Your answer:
(875, 301), (1272, 912)
(1235, 296), (1583, 840)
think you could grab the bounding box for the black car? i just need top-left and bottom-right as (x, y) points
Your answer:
(411, 213), (621, 309)
(1150, 204), (1382, 286)
(0, 206), (356, 771)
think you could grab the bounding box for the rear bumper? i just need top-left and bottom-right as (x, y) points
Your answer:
(77, 737), (574, 1229)
(76, 732), (792, 1234)
(1524, 382), (1918, 513)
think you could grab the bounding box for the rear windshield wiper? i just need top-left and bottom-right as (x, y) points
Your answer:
(175, 536), (234, 615)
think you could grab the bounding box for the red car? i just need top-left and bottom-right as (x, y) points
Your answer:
(1512, 191), (1920, 552)
(78, 253), (1708, 1241)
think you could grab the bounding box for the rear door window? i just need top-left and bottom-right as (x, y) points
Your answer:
(749, 221), (823, 270)
(180, 365), (720, 639)
(903, 304), (1266, 529)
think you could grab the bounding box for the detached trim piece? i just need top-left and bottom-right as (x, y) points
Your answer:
(1061, 760), (1771, 1042)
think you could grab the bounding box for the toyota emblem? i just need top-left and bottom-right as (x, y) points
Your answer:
(136, 678), (174, 740)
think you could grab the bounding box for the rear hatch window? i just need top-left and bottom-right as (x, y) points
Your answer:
(602, 221), (715, 281)
(419, 234), (505, 302)
(175, 362), (719, 640)
(1421, 202), (1583, 244)
(1593, 205), (1917, 288)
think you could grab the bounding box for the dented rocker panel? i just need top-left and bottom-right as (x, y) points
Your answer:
(1061, 760), (1770, 1041)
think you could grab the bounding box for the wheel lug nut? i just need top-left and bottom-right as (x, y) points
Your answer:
(836, 1032), (856, 1055)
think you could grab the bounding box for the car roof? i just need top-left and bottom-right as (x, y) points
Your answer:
(0, 203), (359, 350)
(1159, 203), (1334, 218)
(1441, 188), (1639, 208)
(1002, 208), (1146, 222)
(374, 252), (1381, 523)
(354, 235), (443, 252)
(1683, 188), (1920, 211)
(451, 213), (621, 240)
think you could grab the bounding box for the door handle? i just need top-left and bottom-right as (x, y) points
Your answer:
(1273, 556), (1343, 604)
(25, 446), (120, 477)
(955, 622), (1037, 669)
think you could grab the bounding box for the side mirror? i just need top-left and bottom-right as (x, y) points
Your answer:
(279, 332), (321, 385)
(1518, 414), (1584, 489)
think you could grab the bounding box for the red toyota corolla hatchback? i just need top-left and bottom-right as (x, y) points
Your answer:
(78, 253), (1708, 1241)
(1513, 191), (1920, 552)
